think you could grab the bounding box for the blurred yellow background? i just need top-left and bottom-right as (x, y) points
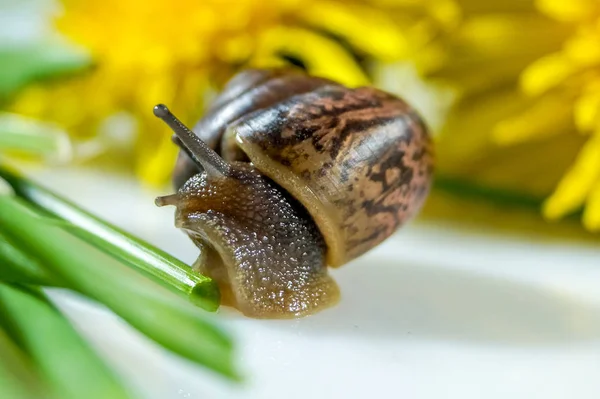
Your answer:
(1, 0), (599, 238)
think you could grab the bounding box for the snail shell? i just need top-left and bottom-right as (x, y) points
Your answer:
(157, 68), (434, 318)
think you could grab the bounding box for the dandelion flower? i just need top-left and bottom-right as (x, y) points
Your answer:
(423, 0), (600, 231)
(9, 0), (459, 186)
(523, 0), (600, 231)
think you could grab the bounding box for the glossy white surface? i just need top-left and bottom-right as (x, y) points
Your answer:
(27, 167), (600, 399)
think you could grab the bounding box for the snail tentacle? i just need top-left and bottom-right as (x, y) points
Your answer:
(153, 104), (231, 178)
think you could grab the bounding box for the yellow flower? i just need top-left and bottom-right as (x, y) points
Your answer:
(522, 0), (600, 231)
(422, 0), (600, 231)
(9, 0), (459, 186)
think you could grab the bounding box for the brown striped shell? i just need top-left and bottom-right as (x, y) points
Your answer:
(174, 68), (434, 267)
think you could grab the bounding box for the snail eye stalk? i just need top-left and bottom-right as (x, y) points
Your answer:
(153, 104), (230, 178)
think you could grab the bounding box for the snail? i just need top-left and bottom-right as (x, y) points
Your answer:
(154, 68), (434, 319)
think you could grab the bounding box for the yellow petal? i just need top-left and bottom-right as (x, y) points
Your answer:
(492, 93), (573, 145)
(574, 91), (600, 132)
(412, 43), (448, 75)
(520, 53), (576, 96)
(459, 14), (563, 57)
(564, 31), (600, 66)
(535, 0), (597, 22)
(134, 72), (177, 115)
(426, 0), (462, 30)
(136, 134), (179, 187)
(249, 55), (289, 70)
(251, 26), (369, 87)
(218, 34), (255, 64)
(298, 1), (409, 61)
(435, 90), (531, 170)
(582, 179), (600, 231)
(10, 85), (49, 118)
(543, 132), (600, 219)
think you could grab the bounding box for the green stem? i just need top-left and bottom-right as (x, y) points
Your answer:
(0, 196), (238, 379)
(432, 175), (592, 223)
(432, 175), (545, 209)
(0, 228), (59, 287)
(0, 165), (219, 311)
(0, 284), (134, 399)
(0, 327), (47, 399)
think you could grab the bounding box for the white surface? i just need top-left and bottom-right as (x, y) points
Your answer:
(24, 167), (600, 399)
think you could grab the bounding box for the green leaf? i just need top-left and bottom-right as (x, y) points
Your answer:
(0, 195), (239, 380)
(0, 227), (58, 286)
(0, 165), (220, 311)
(0, 327), (47, 399)
(0, 42), (91, 99)
(0, 284), (134, 399)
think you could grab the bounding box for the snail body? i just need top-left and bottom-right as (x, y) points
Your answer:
(155, 68), (434, 318)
